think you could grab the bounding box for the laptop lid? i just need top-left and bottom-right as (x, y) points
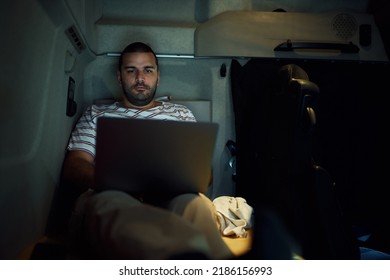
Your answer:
(94, 117), (218, 195)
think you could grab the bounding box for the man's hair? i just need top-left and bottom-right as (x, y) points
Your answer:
(118, 42), (159, 71)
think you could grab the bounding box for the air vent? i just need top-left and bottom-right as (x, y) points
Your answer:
(331, 13), (358, 40)
(65, 25), (86, 53)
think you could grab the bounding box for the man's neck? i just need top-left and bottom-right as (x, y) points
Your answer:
(121, 99), (161, 110)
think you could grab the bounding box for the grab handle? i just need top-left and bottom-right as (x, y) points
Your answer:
(274, 40), (360, 53)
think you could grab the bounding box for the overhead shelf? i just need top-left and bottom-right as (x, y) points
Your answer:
(194, 11), (388, 62)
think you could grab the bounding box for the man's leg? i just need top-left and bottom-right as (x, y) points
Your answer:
(165, 193), (233, 259)
(72, 190), (212, 259)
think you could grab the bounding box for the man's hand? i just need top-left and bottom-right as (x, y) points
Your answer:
(62, 150), (95, 192)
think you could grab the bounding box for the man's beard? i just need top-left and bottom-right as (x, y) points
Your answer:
(123, 83), (157, 107)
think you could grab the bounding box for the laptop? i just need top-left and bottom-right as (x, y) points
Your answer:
(94, 117), (218, 195)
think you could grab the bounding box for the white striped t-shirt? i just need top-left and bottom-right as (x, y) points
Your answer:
(67, 101), (196, 159)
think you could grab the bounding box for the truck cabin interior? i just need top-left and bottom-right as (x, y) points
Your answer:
(1, 0), (390, 260)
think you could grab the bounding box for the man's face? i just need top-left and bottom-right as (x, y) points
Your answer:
(117, 52), (160, 107)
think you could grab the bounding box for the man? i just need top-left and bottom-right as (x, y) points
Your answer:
(63, 42), (232, 259)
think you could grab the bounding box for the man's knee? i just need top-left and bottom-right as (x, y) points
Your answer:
(89, 190), (141, 207)
(167, 193), (216, 222)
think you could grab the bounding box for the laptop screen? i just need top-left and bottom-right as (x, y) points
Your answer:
(94, 117), (218, 195)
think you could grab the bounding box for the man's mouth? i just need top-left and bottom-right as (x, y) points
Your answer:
(134, 83), (149, 91)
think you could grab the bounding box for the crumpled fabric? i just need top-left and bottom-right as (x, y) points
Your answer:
(213, 196), (254, 237)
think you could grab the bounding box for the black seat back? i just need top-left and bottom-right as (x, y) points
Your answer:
(230, 60), (360, 259)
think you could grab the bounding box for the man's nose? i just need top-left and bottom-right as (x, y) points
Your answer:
(135, 71), (145, 82)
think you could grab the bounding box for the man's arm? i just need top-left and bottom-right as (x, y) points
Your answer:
(62, 150), (95, 193)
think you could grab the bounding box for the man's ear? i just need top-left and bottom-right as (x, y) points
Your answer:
(157, 71), (160, 86)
